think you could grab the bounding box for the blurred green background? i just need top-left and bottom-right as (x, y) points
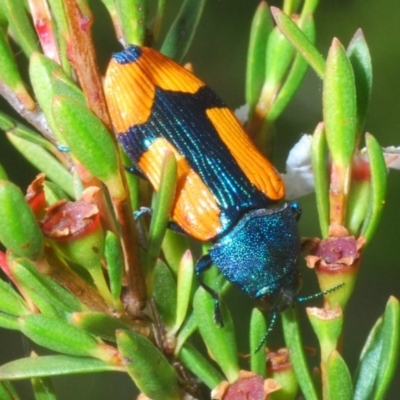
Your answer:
(1, 0), (400, 398)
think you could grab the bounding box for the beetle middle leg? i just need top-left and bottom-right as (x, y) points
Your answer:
(195, 254), (224, 327)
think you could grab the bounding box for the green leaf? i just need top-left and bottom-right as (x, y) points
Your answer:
(326, 351), (353, 400)
(116, 330), (180, 400)
(373, 296), (400, 400)
(174, 314), (197, 355)
(311, 123), (330, 237)
(2, 0), (38, 57)
(346, 180), (370, 236)
(51, 96), (120, 189)
(360, 134), (387, 243)
(0, 312), (19, 330)
(153, 259), (177, 330)
(0, 180), (44, 260)
(0, 277), (28, 317)
(162, 229), (190, 275)
(268, 14), (315, 122)
(19, 315), (103, 359)
(7, 133), (74, 198)
(12, 258), (85, 317)
(0, 355), (120, 380)
(246, 1), (273, 111)
(193, 287), (239, 382)
(160, 0), (206, 62)
(115, 0), (147, 45)
(282, 307), (318, 400)
(271, 7), (325, 78)
(29, 52), (85, 146)
(0, 381), (20, 399)
(249, 308), (267, 377)
(170, 250), (194, 334)
(178, 343), (224, 389)
(31, 374), (57, 400)
(147, 151), (177, 278)
(153, 0), (167, 41)
(347, 29), (372, 136)
(104, 231), (124, 302)
(354, 316), (384, 400)
(0, 28), (34, 110)
(323, 38), (357, 168)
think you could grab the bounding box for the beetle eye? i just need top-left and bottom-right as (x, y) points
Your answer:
(256, 294), (274, 311)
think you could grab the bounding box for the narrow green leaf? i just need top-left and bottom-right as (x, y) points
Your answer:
(0, 355), (120, 380)
(47, 0), (72, 76)
(264, 26), (295, 93)
(354, 316), (384, 400)
(323, 38), (357, 168)
(115, 0), (147, 45)
(347, 29), (372, 135)
(329, 48), (359, 172)
(0, 29), (34, 110)
(325, 351), (353, 400)
(30, 52), (85, 146)
(0, 164), (7, 180)
(346, 180), (370, 236)
(0, 180), (44, 260)
(51, 96), (120, 188)
(174, 314), (197, 355)
(7, 133), (74, 198)
(70, 311), (132, 342)
(19, 315), (102, 358)
(249, 308), (267, 377)
(171, 250), (194, 334)
(193, 287), (239, 382)
(360, 134), (387, 242)
(160, 0), (206, 62)
(0, 312), (20, 330)
(31, 374), (57, 400)
(162, 229), (190, 275)
(373, 296), (400, 400)
(311, 123), (330, 237)
(3, 0), (38, 57)
(282, 307), (318, 400)
(300, 0), (320, 17)
(0, 381), (20, 400)
(116, 330), (180, 400)
(178, 343), (224, 389)
(0, 278), (28, 316)
(271, 7), (325, 78)
(42, 181), (70, 205)
(12, 258), (85, 317)
(147, 151), (177, 276)
(268, 14), (315, 122)
(0, 112), (53, 150)
(153, 259), (177, 330)
(153, 0), (167, 41)
(105, 231), (124, 302)
(246, 1), (273, 110)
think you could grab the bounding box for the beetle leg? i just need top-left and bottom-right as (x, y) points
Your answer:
(134, 207), (152, 220)
(167, 222), (187, 235)
(195, 254), (224, 327)
(124, 165), (147, 180)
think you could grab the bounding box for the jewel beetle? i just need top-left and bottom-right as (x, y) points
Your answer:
(104, 45), (302, 327)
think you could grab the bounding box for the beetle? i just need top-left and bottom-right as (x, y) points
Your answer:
(104, 45), (302, 328)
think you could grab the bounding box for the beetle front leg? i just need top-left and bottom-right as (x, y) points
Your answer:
(195, 254), (224, 327)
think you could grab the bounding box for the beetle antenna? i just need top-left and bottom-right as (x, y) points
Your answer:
(255, 312), (278, 353)
(296, 282), (345, 303)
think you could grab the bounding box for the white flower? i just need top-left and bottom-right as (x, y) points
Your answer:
(281, 134), (314, 200)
